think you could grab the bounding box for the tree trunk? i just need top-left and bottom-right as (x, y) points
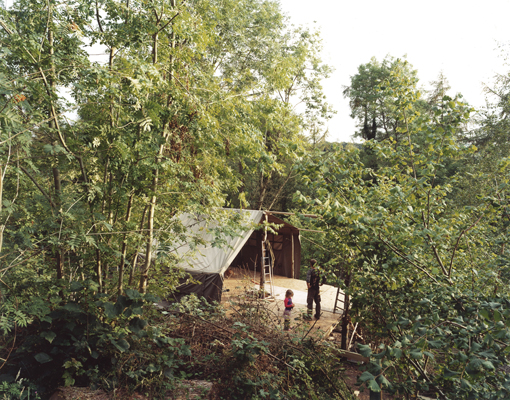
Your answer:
(257, 172), (270, 210)
(129, 205), (148, 287)
(52, 166), (64, 280)
(138, 3), (176, 292)
(139, 170), (158, 293)
(48, 19), (65, 282)
(109, 46), (116, 128)
(118, 193), (133, 294)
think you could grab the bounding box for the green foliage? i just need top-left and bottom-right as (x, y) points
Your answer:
(0, 0), (332, 302)
(343, 56), (421, 141)
(0, 282), (193, 397)
(356, 291), (510, 399)
(230, 322), (269, 364)
(167, 295), (354, 400)
(0, 376), (41, 400)
(298, 68), (510, 398)
(0, 0), (334, 395)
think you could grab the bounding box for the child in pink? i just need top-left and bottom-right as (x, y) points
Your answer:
(283, 289), (294, 331)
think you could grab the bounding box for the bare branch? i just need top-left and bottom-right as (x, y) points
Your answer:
(19, 166), (56, 209)
(378, 234), (440, 284)
(448, 214), (484, 277)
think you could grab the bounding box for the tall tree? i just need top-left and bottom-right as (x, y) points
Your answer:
(0, 0), (91, 283)
(0, 0), (333, 298)
(343, 56), (421, 142)
(297, 80), (510, 397)
(216, 21), (334, 211)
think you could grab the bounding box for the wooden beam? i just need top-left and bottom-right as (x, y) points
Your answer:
(330, 349), (369, 363)
(265, 211), (319, 218)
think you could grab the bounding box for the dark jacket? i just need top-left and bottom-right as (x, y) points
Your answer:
(306, 267), (325, 290)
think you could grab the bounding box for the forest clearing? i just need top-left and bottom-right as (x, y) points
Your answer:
(2, 0), (510, 399)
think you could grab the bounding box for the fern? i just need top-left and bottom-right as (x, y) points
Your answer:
(0, 297), (50, 335)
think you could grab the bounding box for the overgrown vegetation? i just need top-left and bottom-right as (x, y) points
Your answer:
(2, 0), (510, 398)
(0, 0), (336, 395)
(166, 294), (354, 399)
(295, 60), (510, 398)
(0, 283), (355, 399)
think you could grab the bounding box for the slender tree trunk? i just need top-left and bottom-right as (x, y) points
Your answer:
(257, 172), (270, 210)
(152, 32), (158, 64)
(102, 172), (115, 291)
(138, 3), (176, 292)
(129, 205), (148, 286)
(92, 158), (111, 292)
(52, 167), (61, 193)
(52, 166), (64, 282)
(99, 46), (117, 292)
(238, 163), (244, 191)
(48, 17), (65, 282)
(118, 193), (133, 294)
(52, 166), (64, 280)
(139, 168), (159, 293)
(139, 22), (162, 294)
(95, 247), (102, 291)
(168, 0), (176, 85)
(100, 158), (110, 214)
(109, 46), (116, 128)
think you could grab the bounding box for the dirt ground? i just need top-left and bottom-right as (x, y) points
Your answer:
(49, 380), (214, 400)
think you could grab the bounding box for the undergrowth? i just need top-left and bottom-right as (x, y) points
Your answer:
(0, 281), (355, 399)
(159, 293), (355, 399)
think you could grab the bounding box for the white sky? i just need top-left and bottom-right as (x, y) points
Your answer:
(279, 0), (510, 142)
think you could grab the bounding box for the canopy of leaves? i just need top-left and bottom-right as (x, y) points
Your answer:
(297, 76), (510, 398)
(0, 0), (334, 393)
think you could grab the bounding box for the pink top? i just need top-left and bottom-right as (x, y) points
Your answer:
(284, 297), (293, 310)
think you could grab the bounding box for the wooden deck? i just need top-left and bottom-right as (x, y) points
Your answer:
(222, 268), (346, 338)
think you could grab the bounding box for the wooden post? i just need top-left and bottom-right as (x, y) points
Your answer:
(258, 230), (264, 297)
(259, 213), (268, 298)
(369, 359), (382, 400)
(291, 234), (295, 278)
(341, 272), (351, 351)
(333, 286), (341, 314)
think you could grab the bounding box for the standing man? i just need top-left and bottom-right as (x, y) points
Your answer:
(305, 259), (325, 320)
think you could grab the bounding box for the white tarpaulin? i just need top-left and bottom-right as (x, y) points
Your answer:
(173, 209), (264, 275)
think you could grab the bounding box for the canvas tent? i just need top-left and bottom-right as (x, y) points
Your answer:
(172, 209), (301, 302)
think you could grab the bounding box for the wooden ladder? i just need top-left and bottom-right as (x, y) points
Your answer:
(259, 213), (275, 299)
(333, 286), (345, 314)
(262, 240), (274, 298)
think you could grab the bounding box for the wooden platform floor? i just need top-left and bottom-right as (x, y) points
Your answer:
(222, 269), (345, 338)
